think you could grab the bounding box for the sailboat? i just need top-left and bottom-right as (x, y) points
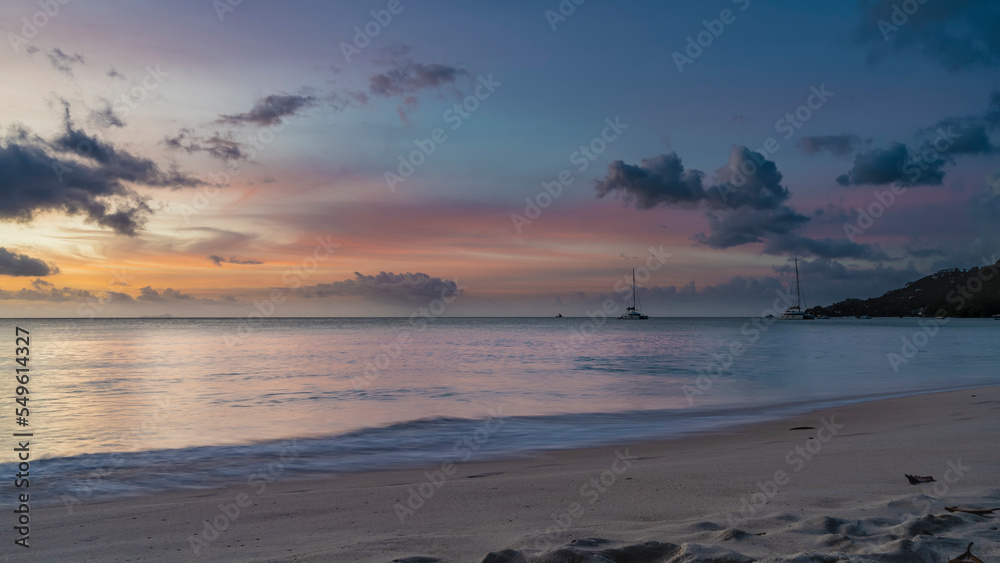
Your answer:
(779, 258), (814, 320)
(619, 269), (649, 320)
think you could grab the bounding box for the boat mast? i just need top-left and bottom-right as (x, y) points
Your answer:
(630, 269), (636, 310)
(794, 258), (801, 309)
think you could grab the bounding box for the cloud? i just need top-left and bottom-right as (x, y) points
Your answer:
(45, 47), (85, 76)
(0, 105), (202, 235)
(835, 142), (947, 186)
(0, 279), (139, 304)
(51, 105), (201, 188)
(771, 258), (923, 306)
(833, 90), (999, 186)
(595, 153), (706, 209)
(295, 272), (462, 302)
(695, 205), (810, 248)
(137, 286), (198, 302)
(762, 233), (886, 260)
(708, 147), (795, 210)
(797, 134), (867, 157)
(853, 0), (1000, 71)
(919, 118), (997, 157)
(637, 275), (787, 304)
(595, 146), (881, 260)
(89, 100), (126, 128)
(164, 129), (246, 161)
(218, 93), (318, 126)
(368, 61), (467, 97)
(179, 227), (260, 256)
(0, 248), (57, 277)
(207, 255), (263, 266)
(0, 279), (97, 302)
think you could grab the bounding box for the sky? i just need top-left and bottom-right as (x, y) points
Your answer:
(1, 0), (998, 317)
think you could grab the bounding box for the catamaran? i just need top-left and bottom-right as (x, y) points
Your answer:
(779, 258), (814, 320)
(619, 269), (649, 320)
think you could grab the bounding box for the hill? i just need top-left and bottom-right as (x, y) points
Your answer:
(806, 261), (1000, 318)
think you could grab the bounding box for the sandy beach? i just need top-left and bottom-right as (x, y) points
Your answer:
(15, 385), (1000, 562)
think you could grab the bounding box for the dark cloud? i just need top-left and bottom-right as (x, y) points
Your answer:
(707, 147), (794, 210)
(89, 101), (126, 128)
(595, 153), (706, 209)
(797, 134), (867, 157)
(0, 248), (57, 277)
(0, 106), (202, 235)
(834, 90), (999, 186)
(810, 204), (854, 224)
(137, 286), (197, 302)
(295, 272), (462, 302)
(835, 142), (946, 186)
(164, 129), (246, 161)
(853, 0), (1000, 71)
(207, 255), (263, 266)
(0, 279), (137, 304)
(919, 118), (997, 157)
(107, 67), (125, 80)
(0, 279), (97, 302)
(695, 206), (810, 248)
(51, 106), (201, 188)
(46, 48), (85, 76)
(639, 275), (787, 304)
(218, 93), (318, 126)
(762, 233), (886, 260)
(368, 61), (466, 97)
(772, 258), (923, 306)
(596, 146), (880, 260)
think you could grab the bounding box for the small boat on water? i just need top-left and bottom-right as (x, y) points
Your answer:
(555, 313), (563, 318)
(779, 259), (814, 320)
(856, 315), (872, 319)
(619, 269), (649, 320)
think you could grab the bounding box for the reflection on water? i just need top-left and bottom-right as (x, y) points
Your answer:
(5, 317), (996, 460)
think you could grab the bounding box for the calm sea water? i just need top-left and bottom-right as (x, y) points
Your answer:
(1, 317), (996, 505)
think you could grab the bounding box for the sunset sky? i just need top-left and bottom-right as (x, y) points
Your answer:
(1, 0), (998, 317)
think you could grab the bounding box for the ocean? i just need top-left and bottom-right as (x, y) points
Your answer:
(1, 317), (996, 508)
